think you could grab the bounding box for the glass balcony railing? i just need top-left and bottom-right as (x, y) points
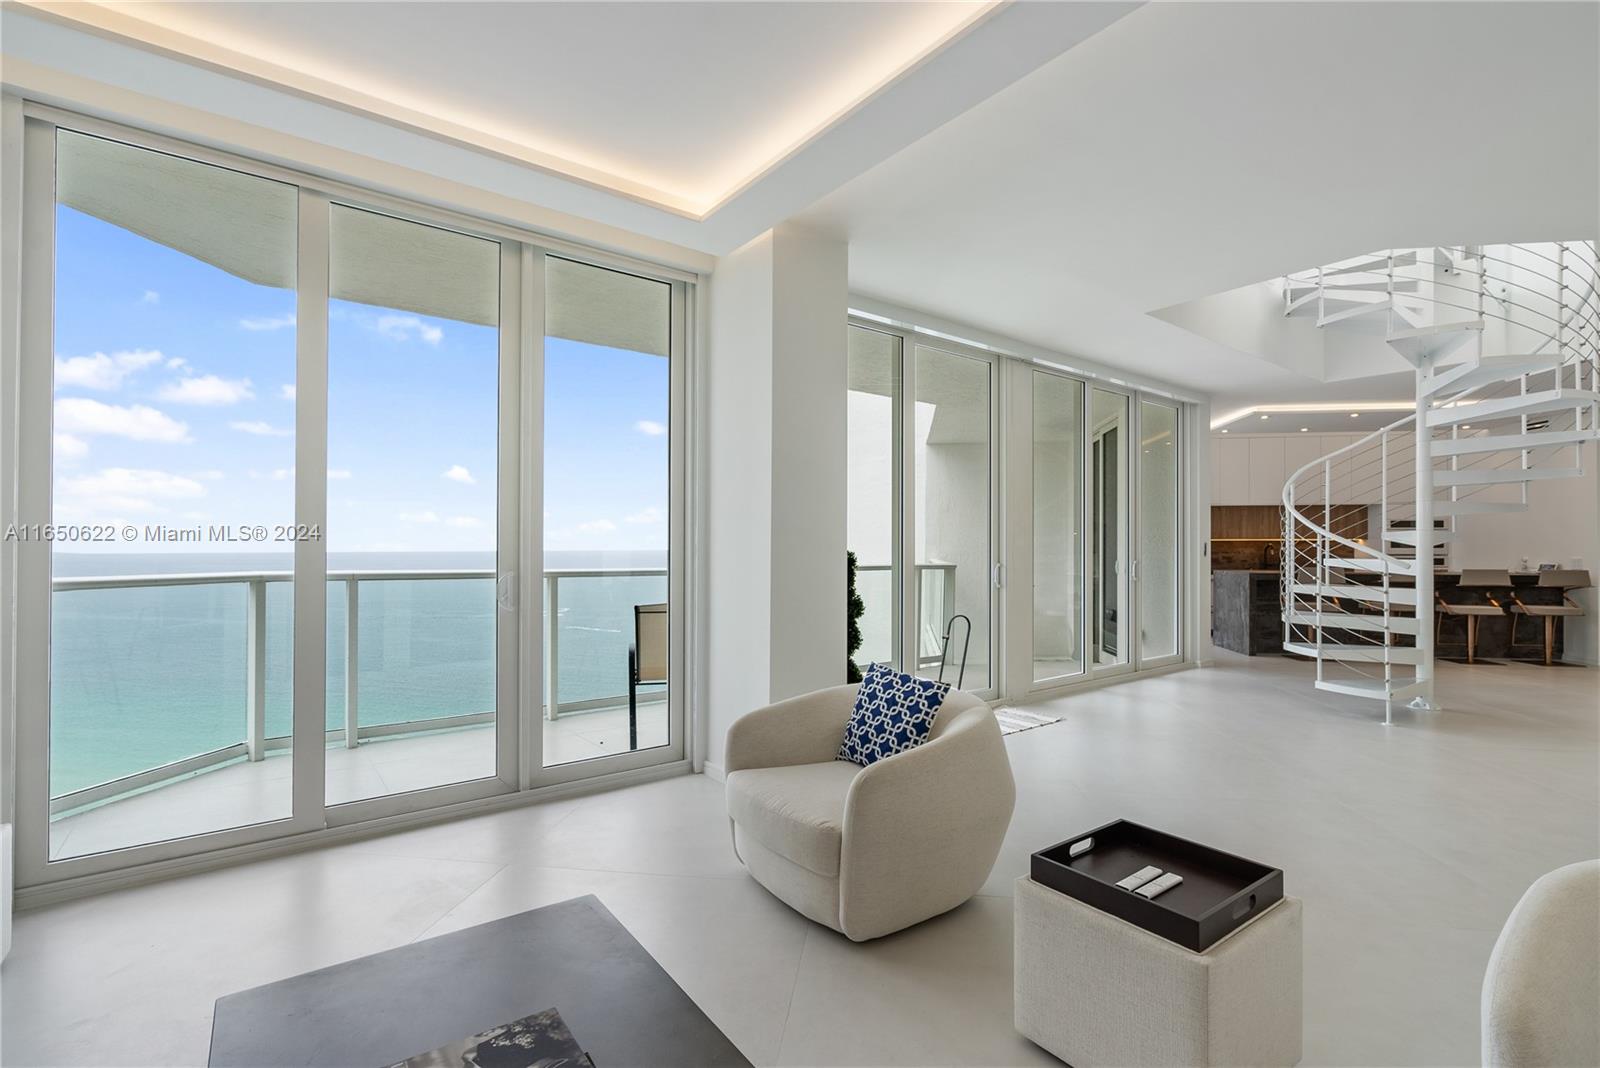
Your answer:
(48, 567), (666, 816)
(852, 562), (958, 671)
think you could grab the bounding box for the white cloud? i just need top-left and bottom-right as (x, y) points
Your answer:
(280, 384), (296, 401)
(57, 467), (205, 514)
(328, 468), (352, 480)
(158, 374), (255, 406)
(166, 357), (187, 370)
(399, 510), (439, 524)
(442, 464), (476, 485)
(54, 349), (164, 391)
(54, 433), (89, 460)
(270, 468), (292, 481)
(140, 290), (160, 305)
(55, 398), (190, 443)
(444, 515), (482, 529)
(576, 518), (617, 535)
(375, 314), (443, 345)
(239, 313), (296, 331)
(230, 420), (292, 437)
(191, 469), (225, 481)
(624, 506), (664, 525)
(634, 419), (667, 436)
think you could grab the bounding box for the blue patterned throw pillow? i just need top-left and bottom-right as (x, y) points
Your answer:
(837, 663), (951, 767)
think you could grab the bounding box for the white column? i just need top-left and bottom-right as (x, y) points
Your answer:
(1412, 361), (1437, 710)
(702, 224), (847, 776)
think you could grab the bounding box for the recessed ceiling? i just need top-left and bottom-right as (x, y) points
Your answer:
(29, 0), (993, 215)
(1211, 405), (1415, 435)
(802, 1), (1599, 410)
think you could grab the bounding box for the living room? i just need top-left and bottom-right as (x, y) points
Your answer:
(1, 3), (1596, 1067)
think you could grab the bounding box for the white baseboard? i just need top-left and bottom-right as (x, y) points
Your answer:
(701, 761), (726, 783)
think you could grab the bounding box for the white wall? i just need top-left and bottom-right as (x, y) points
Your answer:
(702, 224), (847, 776)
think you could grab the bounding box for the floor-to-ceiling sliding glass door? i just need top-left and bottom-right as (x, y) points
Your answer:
(1135, 398), (1183, 669)
(1090, 387), (1132, 677)
(844, 319), (998, 697)
(1031, 370), (1086, 685)
(911, 343), (997, 692)
(539, 255), (686, 777)
(846, 325), (902, 673)
(13, 110), (687, 893)
(323, 203), (518, 812)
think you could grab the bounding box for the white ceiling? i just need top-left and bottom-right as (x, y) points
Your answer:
(2, 0), (1134, 254)
(80, 0), (992, 214)
(800, 1), (1600, 411)
(4, 2), (1595, 412)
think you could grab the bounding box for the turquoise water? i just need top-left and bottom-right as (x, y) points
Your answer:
(49, 551), (665, 795)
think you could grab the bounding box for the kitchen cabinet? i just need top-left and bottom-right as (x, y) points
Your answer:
(1247, 437), (1286, 505)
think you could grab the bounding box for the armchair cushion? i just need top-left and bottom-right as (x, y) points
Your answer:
(837, 663), (950, 767)
(726, 760), (858, 877)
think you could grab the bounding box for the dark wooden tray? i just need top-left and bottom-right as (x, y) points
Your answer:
(1030, 819), (1283, 952)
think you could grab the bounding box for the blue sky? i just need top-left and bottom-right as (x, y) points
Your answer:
(52, 205), (669, 557)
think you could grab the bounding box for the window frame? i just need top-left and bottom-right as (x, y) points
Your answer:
(11, 104), (694, 896)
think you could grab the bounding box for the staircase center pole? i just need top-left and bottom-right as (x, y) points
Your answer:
(1411, 358), (1438, 711)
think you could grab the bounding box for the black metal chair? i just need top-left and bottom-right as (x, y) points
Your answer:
(627, 602), (668, 750)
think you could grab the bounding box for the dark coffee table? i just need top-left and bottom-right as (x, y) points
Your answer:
(209, 895), (750, 1067)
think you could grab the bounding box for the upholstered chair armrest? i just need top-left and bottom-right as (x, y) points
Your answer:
(724, 683), (859, 774)
(836, 706), (1016, 940)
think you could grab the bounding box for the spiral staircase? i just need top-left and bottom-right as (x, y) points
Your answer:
(1278, 241), (1600, 721)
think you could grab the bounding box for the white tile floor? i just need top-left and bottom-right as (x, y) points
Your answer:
(48, 702), (670, 860)
(5, 653), (1596, 1067)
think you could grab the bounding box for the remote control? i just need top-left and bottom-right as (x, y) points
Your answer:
(1135, 872), (1184, 899)
(1114, 865), (1163, 891)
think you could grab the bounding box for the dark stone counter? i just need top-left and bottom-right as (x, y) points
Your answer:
(1209, 568), (1572, 662)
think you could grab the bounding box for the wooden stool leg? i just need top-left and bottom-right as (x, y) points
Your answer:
(1544, 616), (1555, 666)
(1467, 615), (1476, 664)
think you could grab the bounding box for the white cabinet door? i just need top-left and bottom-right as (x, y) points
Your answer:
(1248, 437), (1287, 505)
(1283, 434), (1325, 500)
(1214, 436), (1251, 504)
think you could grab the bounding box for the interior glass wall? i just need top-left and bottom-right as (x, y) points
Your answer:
(325, 204), (502, 801)
(1138, 400), (1181, 662)
(913, 344), (993, 691)
(1032, 372), (1085, 683)
(47, 130), (298, 857)
(846, 325), (901, 672)
(542, 257), (673, 767)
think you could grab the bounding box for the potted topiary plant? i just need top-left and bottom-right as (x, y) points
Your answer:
(847, 550), (865, 683)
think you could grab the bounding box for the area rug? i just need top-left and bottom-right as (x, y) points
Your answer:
(994, 706), (1062, 735)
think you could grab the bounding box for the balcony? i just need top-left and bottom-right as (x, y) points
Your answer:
(46, 567), (668, 860)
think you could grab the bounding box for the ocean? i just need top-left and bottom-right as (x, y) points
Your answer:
(48, 550), (667, 796)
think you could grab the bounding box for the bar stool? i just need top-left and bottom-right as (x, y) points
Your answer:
(1509, 570), (1592, 666)
(1436, 569), (1511, 664)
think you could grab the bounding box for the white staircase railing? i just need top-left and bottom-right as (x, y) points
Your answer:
(1280, 241), (1599, 721)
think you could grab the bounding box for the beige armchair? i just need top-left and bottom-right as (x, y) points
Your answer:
(1482, 859), (1599, 1067)
(724, 683), (1015, 942)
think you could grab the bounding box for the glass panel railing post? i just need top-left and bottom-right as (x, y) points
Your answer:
(245, 577), (267, 761)
(544, 572), (559, 720)
(344, 576), (359, 749)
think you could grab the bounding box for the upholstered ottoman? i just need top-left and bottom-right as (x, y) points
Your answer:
(1014, 876), (1302, 1067)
